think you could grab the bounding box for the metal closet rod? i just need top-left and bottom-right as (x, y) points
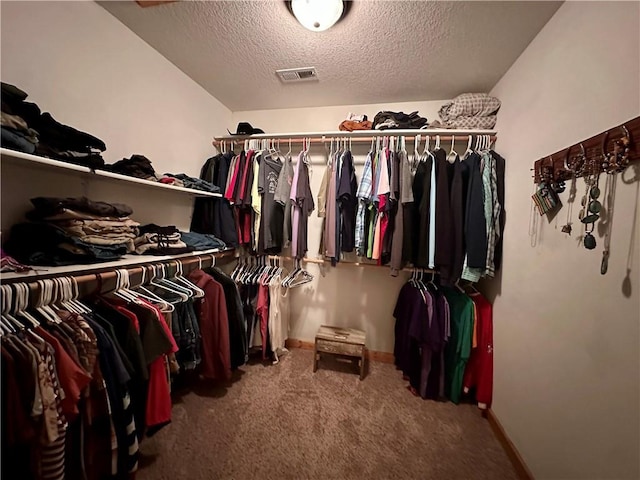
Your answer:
(213, 131), (497, 147)
(4, 252), (231, 293)
(264, 254), (436, 273)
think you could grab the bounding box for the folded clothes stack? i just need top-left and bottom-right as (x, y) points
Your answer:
(339, 113), (372, 131)
(432, 93), (501, 129)
(162, 173), (220, 193)
(1, 82), (107, 168)
(372, 111), (428, 130)
(135, 224), (193, 255)
(102, 155), (220, 192)
(4, 197), (139, 266)
(179, 231), (226, 251)
(104, 154), (160, 181)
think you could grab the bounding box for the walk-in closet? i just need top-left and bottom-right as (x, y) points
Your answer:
(1, 1), (638, 479)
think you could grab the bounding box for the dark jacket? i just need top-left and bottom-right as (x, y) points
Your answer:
(434, 149), (454, 284)
(491, 151), (506, 271)
(190, 153), (239, 247)
(464, 153), (487, 268)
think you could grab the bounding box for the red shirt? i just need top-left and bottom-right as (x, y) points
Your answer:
(36, 326), (91, 421)
(188, 269), (232, 381)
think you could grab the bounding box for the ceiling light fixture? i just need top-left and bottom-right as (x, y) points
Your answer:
(287, 0), (348, 32)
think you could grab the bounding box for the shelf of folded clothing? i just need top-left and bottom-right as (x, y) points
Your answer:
(0, 147), (223, 198)
(213, 128), (497, 142)
(0, 247), (236, 283)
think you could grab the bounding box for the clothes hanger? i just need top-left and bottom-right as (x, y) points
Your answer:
(37, 279), (62, 324)
(15, 282), (47, 343)
(463, 135), (473, 158)
(1, 284), (22, 333)
(68, 276), (92, 314)
(133, 267), (176, 311)
(173, 261), (205, 298)
(427, 271), (439, 292)
(52, 277), (78, 314)
(449, 135), (457, 157)
(153, 264), (192, 299)
(14, 282), (41, 328)
(287, 261), (313, 288)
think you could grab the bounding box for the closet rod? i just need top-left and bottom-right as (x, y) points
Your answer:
(214, 128), (496, 141)
(264, 255), (436, 273)
(14, 254), (224, 307)
(213, 134), (496, 148)
(2, 252), (231, 287)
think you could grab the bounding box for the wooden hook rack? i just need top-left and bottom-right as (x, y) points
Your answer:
(533, 116), (640, 184)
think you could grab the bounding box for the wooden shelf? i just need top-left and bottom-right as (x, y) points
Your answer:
(0, 248), (236, 283)
(0, 148), (222, 198)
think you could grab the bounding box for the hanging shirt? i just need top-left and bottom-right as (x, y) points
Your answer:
(268, 274), (290, 363)
(274, 154), (294, 246)
(464, 152), (488, 269)
(355, 151), (373, 256)
(413, 157), (432, 268)
(294, 153), (315, 259)
(337, 150), (358, 253)
(259, 153), (284, 253)
(428, 152), (437, 269)
(485, 152), (501, 277)
(256, 284), (270, 360)
(434, 149), (455, 283)
(188, 269), (232, 381)
(324, 155), (338, 259)
(251, 151), (261, 251)
(290, 153), (302, 258)
(450, 155), (470, 283)
(442, 288), (474, 404)
(462, 293), (493, 409)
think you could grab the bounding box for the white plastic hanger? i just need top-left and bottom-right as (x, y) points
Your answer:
(134, 267), (176, 312)
(173, 261), (205, 298)
(463, 135), (474, 158)
(14, 282), (41, 328)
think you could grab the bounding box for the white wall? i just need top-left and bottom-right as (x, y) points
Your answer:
(487, 2), (640, 479)
(1, 1), (231, 231)
(232, 100), (449, 353)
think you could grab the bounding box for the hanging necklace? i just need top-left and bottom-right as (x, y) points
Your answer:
(580, 136), (608, 250)
(600, 170), (618, 274)
(561, 145), (582, 235)
(601, 126), (632, 274)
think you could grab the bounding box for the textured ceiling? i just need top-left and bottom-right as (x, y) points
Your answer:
(99, 0), (562, 111)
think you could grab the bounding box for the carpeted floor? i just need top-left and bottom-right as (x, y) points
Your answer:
(138, 349), (517, 480)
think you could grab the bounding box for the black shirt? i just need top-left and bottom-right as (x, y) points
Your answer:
(337, 150), (358, 252)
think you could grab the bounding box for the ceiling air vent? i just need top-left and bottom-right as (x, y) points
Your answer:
(276, 67), (318, 83)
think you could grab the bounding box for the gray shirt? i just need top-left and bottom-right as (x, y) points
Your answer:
(274, 155), (294, 245)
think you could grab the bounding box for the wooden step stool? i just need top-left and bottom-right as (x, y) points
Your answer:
(313, 325), (366, 380)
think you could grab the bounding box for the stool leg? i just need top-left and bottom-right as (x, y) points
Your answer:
(359, 354), (365, 380)
(313, 342), (318, 373)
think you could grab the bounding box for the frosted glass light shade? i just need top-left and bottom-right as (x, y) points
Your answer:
(291, 0), (344, 32)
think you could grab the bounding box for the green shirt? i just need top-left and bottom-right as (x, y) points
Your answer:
(443, 288), (474, 403)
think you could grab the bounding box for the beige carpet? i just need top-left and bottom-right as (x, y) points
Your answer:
(138, 349), (517, 480)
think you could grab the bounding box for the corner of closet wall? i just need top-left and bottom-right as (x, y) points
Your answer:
(231, 99), (450, 353)
(0, 0), (232, 232)
(483, 1), (640, 479)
